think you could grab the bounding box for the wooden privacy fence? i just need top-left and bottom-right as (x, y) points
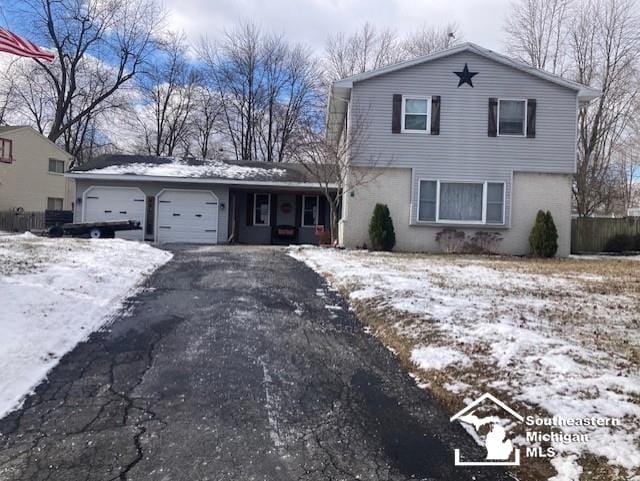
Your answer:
(571, 216), (640, 253)
(0, 211), (45, 232)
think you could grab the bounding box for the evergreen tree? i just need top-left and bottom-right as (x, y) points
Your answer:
(369, 204), (396, 251)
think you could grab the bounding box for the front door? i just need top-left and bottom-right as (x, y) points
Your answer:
(277, 194), (295, 226)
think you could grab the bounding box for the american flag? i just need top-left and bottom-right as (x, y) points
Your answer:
(0, 27), (55, 63)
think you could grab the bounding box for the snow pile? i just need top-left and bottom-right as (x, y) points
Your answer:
(291, 247), (640, 477)
(410, 346), (471, 370)
(0, 234), (172, 418)
(83, 157), (288, 180)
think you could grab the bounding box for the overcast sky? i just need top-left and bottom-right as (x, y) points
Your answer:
(165, 0), (512, 53)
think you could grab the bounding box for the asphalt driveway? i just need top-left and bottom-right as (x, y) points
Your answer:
(0, 246), (510, 481)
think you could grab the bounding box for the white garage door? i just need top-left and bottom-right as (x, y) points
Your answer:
(83, 186), (145, 240)
(156, 189), (219, 244)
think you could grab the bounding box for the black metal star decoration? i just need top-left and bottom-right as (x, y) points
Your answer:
(454, 63), (478, 87)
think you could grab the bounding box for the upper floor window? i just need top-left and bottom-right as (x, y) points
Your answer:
(0, 138), (12, 163)
(418, 180), (505, 224)
(402, 96), (431, 133)
(49, 158), (65, 174)
(498, 99), (526, 136)
(253, 193), (270, 226)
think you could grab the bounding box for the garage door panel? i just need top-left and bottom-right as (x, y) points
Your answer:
(156, 190), (219, 244)
(83, 187), (145, 241)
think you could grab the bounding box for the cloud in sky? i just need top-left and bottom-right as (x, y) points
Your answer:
(165, 0), (511, 53)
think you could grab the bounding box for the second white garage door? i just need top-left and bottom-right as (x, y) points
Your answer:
(156, 189), (219, 244)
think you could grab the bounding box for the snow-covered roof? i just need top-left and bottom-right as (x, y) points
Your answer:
(68, 154), (331, 187)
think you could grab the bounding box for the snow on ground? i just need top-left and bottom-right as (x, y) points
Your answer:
(291, 247), (640, 479)
(83, 157), (287, 179)
(0, 234), (172, 418)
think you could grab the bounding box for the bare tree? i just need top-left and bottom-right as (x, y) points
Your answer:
(324, 23), (403, 81)
(611, 133), (640, 214)
(504, 0), (571, 74)
(504, 0), (640, 216)
(137, 32), (199, 157)
(191, 84), (223, 159)
(291, 107), (388, 244)
(201, 22), (264, 161)
(572, 0), (640, 216)
(7, 0), (163, 145)
(200, 22), (321, 162)
(401, 22), (462, 58)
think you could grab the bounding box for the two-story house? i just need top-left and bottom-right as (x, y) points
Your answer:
(0, 126), (74, 212)
(327, 43), (599, 256)
(66, 43), (597, 252)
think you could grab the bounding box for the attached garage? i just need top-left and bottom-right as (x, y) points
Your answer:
(156, 189), (219, 244)
(83, 186), (146, 240)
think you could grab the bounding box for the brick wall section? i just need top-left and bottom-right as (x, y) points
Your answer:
(339, 168), (572, 256)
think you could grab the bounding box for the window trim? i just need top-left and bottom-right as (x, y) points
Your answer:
(497, 98), (527, 137)
(48, 158), (66, 174)
(301, 195), (320, 227)
(253, 193), (271, 226)
(401, 95), (432, 134)
(417, 179), (506, 225)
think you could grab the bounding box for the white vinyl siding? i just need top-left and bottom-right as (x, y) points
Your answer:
(254, 193), (270, 226)
(348, 51), (580, 227)
(417, 180), (505, 225)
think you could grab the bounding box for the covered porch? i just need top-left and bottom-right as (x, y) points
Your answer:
(228, 187), (336, 245)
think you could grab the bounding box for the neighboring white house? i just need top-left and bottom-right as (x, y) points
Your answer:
(327, 42), (599, 256)
(0, 126), (74, 212)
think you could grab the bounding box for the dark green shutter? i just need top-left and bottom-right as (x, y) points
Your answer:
(431, 96), (441, 135)
(488, 98), (498, 137)
(392, 94), (402, 133)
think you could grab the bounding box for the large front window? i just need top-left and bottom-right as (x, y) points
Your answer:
(402, 96), (431, 133)
(253, 193), (270, 226)
(418, 180), (505, 224)
(439, 182), (483, 221)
